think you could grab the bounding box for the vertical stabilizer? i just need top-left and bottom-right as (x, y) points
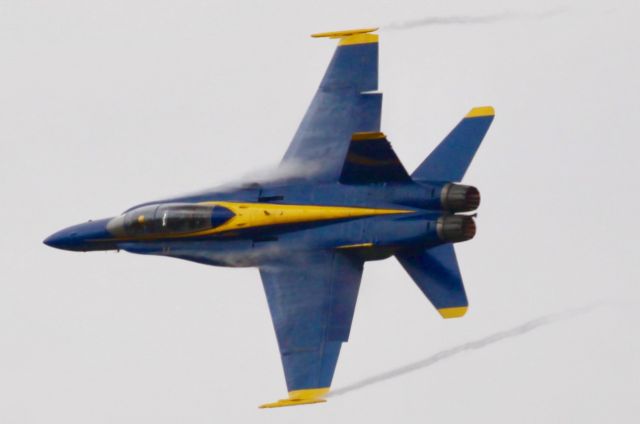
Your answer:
(412, 107), (495, 182)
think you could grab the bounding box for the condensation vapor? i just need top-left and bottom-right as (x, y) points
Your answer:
(232, 160), (324, 187)
(382, 8), (565, 30)
(179, 160), (323, 196)
(209, 243), (288, 268)
(329, 304), (600, 397)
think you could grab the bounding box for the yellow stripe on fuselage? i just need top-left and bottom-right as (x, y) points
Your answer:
(186, 202), (411, 238)
(104, 203), (411, 243)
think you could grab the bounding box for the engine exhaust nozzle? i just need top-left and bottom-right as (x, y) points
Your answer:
(441, 183), (480, 212)
(437, 215), (476, 243)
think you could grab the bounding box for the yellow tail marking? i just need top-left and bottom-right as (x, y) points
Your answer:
(311, 28), (378, 38)
(338, 33), (378, 46)
(260, 387), (330, 409)
(190, 202), (411, 237)
(311, 27), (379, 46)
(465, 106), (495, 118)
(351, 131), (386, 141)
(438, 306), (468, 319)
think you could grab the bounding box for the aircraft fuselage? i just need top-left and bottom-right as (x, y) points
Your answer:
(44, 180), (479, 267)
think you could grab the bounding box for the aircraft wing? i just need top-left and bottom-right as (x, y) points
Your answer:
(281, 28), (382, 183)
(259, 250), (364, 407)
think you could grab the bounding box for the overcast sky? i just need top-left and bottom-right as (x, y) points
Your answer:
(1, 0), (639, 423)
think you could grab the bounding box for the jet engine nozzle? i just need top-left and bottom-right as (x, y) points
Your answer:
(441, 183), (480, 212)
(437, 215), (476, 243)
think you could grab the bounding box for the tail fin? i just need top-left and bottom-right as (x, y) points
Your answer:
(412, 106), (495, 182)
(396, 244), (468, 318)
(339, 132), (411, 184)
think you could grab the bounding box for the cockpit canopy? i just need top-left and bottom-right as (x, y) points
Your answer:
(107, 203), (235, 237)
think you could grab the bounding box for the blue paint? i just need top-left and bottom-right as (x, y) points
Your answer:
(412, 115), (495, 182)
(43, 218), (116, 251)
(44, 33), (494, 396)
(396, 243), (468, 310)
(211, 205), (234, 227)
(261, 252), (361, 391)
(340, 135), (411, 184)
(282, 42), (381, 183)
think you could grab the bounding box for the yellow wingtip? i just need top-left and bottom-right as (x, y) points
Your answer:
(311, 27), (379, 38)
(259, 398), (326, 409)
(438, 306), (468, 319)
(311, 27), (379, 46)
(259, 387), (330, 409)
(465, 106), (495, 118)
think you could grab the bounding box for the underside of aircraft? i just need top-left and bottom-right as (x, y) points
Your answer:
(44, 27), (495, 408)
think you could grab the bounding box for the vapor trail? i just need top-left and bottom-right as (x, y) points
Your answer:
(329, 304), (599, 397)
(383, 8), (565, 31)
(173, 159), (322, 197)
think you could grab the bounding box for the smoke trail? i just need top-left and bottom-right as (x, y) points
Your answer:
(383, 8), (566, 31)
(329, 304), (599, 397)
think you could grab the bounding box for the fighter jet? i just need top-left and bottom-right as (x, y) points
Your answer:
(44, 28), (494, 408)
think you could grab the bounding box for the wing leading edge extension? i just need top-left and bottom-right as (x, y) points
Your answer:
(281, 28), (382, 183)
(259, 250), (364, 408)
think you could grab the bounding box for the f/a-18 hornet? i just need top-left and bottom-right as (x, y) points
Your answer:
(45, 28), (495, 408)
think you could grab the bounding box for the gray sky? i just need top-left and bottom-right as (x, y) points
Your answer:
(1, 0), (639, 422)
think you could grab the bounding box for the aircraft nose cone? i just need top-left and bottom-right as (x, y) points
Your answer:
(43, 218), (115, 252)
(43, 230), (76, 250)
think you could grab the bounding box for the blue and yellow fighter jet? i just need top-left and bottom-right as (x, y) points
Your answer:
(44, 28), (494, 407)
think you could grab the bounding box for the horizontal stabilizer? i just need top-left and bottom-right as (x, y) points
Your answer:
(396, 244), (468, 318)
(412, 106), (495, 182)
(340, 132), (411, 184)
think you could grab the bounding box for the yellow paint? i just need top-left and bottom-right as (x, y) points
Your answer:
(338, 33), (378, 46)
(188, 202), (411, 238)
(465, 106), (495, 118)
(311, 28), (378, 38)
(351, 131), (386, 141)
(337, 242), (374, 249)
(259, 398), (326, 408)
(106, 203), (411, 242)
(289, 387), (330, 399)
(311, 28), (379, 46)
(260, 387), (330, 409)
(438, 306), (468, 319)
